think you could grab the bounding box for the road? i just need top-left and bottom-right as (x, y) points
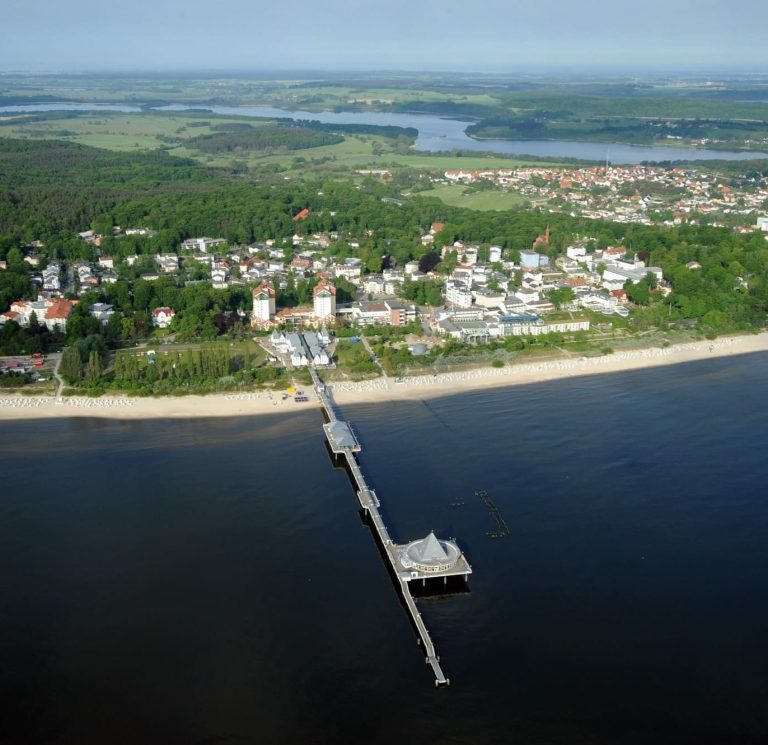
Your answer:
(50, 352), (64, 398)
(359, 335), (389, 384)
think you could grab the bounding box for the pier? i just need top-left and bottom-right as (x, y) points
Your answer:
(310, 368), (471, 686)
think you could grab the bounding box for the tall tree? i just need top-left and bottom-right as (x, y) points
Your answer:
(60, 347), (83, 383)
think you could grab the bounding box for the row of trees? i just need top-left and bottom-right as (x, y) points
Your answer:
(113, 346), (230, 383)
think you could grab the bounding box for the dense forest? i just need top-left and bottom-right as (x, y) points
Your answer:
(0, 139), (216, 239)
(281, 118), (418, 140)
(466, 115), (768, 148)
(187, 126), (344, 153)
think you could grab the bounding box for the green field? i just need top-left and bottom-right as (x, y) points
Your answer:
(0, 111), (277, 151)
(383, 153), (567, 170)
(425, 183), (528, 211)
(0, 110), (410, 172)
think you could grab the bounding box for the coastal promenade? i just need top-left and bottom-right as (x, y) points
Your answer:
(327, 335), (756, 402)
(1, 334), (765, 423)
(310, 367), (471, 686)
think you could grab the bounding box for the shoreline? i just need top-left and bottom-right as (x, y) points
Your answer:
(1, 333), (767, 421)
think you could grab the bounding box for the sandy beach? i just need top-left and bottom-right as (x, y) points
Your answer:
(1, 333), (767, 421)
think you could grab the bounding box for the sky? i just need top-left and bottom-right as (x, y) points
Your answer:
(1, 0), (766, 73)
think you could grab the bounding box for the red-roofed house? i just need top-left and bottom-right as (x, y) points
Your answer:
(0, 296), (75, 331)
(152, 307), (176, 329)
(313, 280), (336, 320)
(251, 281), (276, 328)
(293, 208), (310, 222)
(604, 246), (627, 257)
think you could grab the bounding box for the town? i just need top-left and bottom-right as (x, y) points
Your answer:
(442, 164), (768, 229)
(0, 215), (666, 381)
(4, 192), (768, 394)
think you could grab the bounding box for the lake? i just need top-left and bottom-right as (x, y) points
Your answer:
(3, 101), (768, 164)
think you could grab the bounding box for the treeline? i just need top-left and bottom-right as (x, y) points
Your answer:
(108, 346), (285, 395)
(187, 126), (343, 153)
(466, 115), (768, 146)
(0, 317), (64, 355)
(282, 118), (418, 140)
(0, 111), (81, 128)
(113, 346), (229, 381)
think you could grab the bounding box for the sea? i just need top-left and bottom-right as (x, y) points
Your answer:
(2, 353), (768, 744)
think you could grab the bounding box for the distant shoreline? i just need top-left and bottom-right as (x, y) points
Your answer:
(1, 333), (767, 421)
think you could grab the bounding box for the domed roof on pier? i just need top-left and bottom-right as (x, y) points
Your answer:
(401, 532), (460, 573)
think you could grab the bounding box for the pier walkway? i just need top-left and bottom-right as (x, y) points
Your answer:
(309, 369), (471, 686)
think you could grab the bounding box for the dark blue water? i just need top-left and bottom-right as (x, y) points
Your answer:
(2, 354), (768, 744)
(2, 102), (767, 163)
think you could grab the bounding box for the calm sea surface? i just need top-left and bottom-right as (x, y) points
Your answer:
(2, 102), (767, 164)
(2, 354), (768, 744)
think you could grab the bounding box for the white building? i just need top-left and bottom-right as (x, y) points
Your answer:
(180, 237), (226, 252)
(1, 296), (75, 331)
(313, 280), (336, 320)
(155, 254), (179, 274)
(251, 281), (276, 327)
(89, 303), (115, 324)
(602, 265), (663, 287)
(566, 244), (588, 260)
(211, 264), (230, 289)
(42, 263), (61, 292)
(445, 280), (473, 308)
(152, 307), (176, 329)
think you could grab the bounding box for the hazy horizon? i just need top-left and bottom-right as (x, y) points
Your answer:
(2, 0), (766, 74)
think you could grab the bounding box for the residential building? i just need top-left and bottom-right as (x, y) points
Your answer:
(155, 254), (179, 274)
(89, 303), (115, 324)
(251, 281), (276, 328)
(211, 262), (230, 289)
(445, 280), (473, 308)
(520, 250), (550, 269)
(313, 280), (336, 320)
(1, 296), (76, 331)
(152, 307), (176, 329)
(180, 237), (226, 252)
(42, 263), (61, 292)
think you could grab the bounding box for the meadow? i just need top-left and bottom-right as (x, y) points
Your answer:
(424, 183), (528, 211)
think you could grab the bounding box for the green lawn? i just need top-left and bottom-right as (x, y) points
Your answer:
(425, 183), (528, 211)
(118, 339), (267, 366)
